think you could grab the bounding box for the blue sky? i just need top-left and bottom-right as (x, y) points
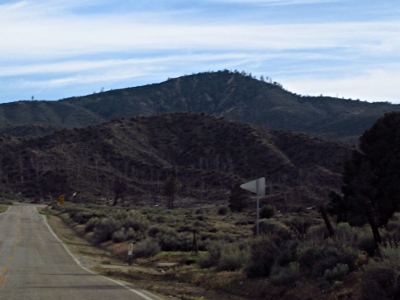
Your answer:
(1, 0), (400, 103)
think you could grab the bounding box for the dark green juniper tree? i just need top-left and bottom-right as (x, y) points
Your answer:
(329, 112), (400, 227)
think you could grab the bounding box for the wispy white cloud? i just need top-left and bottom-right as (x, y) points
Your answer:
(2, 15), (400, 60)
(1, 0), (399, 61)
(0, 0), (399, 103)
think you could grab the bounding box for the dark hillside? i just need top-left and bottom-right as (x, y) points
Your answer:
(0, 71), (398, 141)
(0, 113), (352, 209)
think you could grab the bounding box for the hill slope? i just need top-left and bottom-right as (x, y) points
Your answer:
(0, 113), (352, 209)
(1, 71), (399, 140)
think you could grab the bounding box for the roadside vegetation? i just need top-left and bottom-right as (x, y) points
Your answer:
(0, 204), (8, 213)
(47, 200), (400, 300)
(45, 112), (400, 300)
(0, 198), (12, 213)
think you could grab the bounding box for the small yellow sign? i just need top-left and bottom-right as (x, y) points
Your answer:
(58, 195), (65, 205)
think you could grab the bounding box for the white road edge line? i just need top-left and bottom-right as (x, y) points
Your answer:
(0, 206), (11, 216)
(36, 207), (163, 300)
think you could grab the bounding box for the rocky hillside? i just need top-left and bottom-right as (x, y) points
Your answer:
(0, 113), (352, 209)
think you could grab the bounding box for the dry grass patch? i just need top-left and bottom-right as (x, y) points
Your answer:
(0, 204), (9, 213)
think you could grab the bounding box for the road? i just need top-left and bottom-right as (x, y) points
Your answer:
(0, 204), (163, 300)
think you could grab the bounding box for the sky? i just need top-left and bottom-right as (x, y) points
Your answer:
(1, 0), (400, 103)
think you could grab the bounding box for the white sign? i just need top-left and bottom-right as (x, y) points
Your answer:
(128, 243), (133, 256)
(240, 177), (265, 195)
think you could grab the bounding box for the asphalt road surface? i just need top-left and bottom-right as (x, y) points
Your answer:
(0, 204), (164, 300)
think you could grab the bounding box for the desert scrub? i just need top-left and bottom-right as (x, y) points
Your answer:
(217, 206), (228, 215)
(269, 262), (300, 286)
(254, 219), (293, 240)
(245, 235), (280, 278)
(323, 263), (349, 283)
(52, 203), (106, 224)
(132, 239), (161, 258)
(148, 225), (190, 251)
(245, 231), (298, 278)
(360, 244), (400, 300)
(112, 229), (126, 243)
(93, 218), (121, 244)
(199, 241), (247, 272)
(85, 217), (100, 232)
(259, 205), (276, 219)
(121, 212), (149, 237)
(282, 216), (313, 238)
(297, 238), (358, 279)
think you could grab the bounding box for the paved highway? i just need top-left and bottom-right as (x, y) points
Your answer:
(0, 205), (163, 300)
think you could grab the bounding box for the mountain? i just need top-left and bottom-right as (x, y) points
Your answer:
(1, 70), (399, 141)
(0, 113), (352, 209)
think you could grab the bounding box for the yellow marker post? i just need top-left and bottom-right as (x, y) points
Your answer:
(58, 195), (65, 206)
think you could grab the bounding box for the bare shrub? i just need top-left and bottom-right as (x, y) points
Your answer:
(132, 239), (160, 258)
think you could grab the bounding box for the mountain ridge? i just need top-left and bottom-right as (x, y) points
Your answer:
(0, 70), (398, 141)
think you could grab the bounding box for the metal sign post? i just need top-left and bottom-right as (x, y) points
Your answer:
(256, 179), (259, 236)
(240, 177), (265, 236)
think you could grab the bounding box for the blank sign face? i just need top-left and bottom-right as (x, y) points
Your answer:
(240, 177), (265, 195)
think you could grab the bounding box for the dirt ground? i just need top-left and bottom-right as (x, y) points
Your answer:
(43, 208), (250, 300)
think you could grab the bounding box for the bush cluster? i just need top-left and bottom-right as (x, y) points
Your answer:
(361, 245), (400, 300)
(259, 205), (276, 219)
(199, 241), (247, 272)
(53, 202), (400, 298)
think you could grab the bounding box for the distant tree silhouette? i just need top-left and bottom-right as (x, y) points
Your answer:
(112, 177), (127, 206)
(163, 175), (178, 209)
(329, 112), (400, 227)
(228, 183), (248, 212)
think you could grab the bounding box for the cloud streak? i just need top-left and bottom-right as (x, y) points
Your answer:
(0, 0), (399, 103)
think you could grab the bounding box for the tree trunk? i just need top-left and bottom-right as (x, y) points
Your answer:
(319, 205), (335, 239)
(365, 201), (382, 245)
